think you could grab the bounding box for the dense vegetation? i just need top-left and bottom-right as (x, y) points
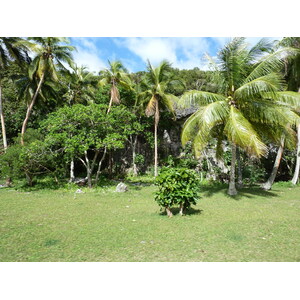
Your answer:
(1, 37), (300, 196)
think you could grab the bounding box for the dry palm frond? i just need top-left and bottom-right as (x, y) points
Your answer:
(110, 84), (120, 104)
(145, 95), (157, 117)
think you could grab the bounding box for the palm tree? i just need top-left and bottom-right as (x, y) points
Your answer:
(0, 37), (30, 151)
(279, 37), (300, 185)
(62, 64), (98, 105)
(178, 38), (300, 195)
(139, 60), (179, 177)
(261, 90), (300, 190)
(99, 60), (132, 113)
(262, 38), (300, 189)
(20, 37), (75, 145)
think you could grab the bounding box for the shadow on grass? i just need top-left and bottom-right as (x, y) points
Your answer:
(200, 183), (278, 200)
(159, 207), (203, 216)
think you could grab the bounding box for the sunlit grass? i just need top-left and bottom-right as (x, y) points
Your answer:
(0, 182), (299, 261)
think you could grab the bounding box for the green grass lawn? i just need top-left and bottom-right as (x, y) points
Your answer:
(0, 182), (300, 261)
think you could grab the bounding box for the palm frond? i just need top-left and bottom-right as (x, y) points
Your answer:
(245, 47), (300, 82)
(235, 73), (284, 100)
(145, 95), (157, 117)
(28, 56), (40, 80)
(224, 106), (268, 157)
(110, 84), (120, 104)
(178, 91), (226, 108)
(269, 91), (300, 111)
(181, 101), (229, 156)
(241, 98), (299, 127)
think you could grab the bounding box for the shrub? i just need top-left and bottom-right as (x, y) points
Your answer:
(155, 167), (200, 217)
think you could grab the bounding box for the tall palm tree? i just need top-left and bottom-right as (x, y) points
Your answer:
(62, 64), (98, 105)
(178, 38), (300, 195)
(20, 37), (75, 145)
(0, 37), (30, 151)
(139, 60), (179, 177)
(99, 60), (132, 113)
(279, 37), (300, 185)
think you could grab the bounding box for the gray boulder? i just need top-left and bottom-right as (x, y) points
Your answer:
(116, 182), (128, 192)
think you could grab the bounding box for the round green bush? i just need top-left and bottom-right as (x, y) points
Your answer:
(155, 167), (200, 216)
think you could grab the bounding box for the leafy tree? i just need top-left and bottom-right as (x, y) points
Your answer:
(155, 167), (200, 217)
(41, 104), (137, 187)
(139, 60), (179, 176)
(178, 38), (300, 195)
(20, 37), (75, 145)
(0, 129), (58, 186)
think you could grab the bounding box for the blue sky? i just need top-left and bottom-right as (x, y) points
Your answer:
(69, 37), (281, 73)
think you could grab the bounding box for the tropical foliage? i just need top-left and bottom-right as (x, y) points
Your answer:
(1, 36), (300, 196)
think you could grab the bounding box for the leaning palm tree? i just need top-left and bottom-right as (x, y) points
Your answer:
(178, 38), (300, 195)
(0, 37), (30, 151)
(20, 37), (75, 145)
(99, 60), (132, 113)
(139, 60), (179, 177)
(279, 37), (300, 185)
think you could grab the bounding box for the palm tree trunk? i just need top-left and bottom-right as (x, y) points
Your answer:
(262, 137), (285, 191)
(0, 83), (8, 151)
(107, 96), (113, 114)
(228, 143), (237, 196)
(154, 102), (159, 177)
(236, 148), (243, 188)
(131, 135), (138, 176)
(21, 73), (45, 145)
(292, 123), (300, 185)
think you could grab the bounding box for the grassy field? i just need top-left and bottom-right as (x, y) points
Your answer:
(0, 181), (300, 262)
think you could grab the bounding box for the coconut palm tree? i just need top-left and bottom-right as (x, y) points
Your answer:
(20, 37), (75, 145)
(262, 38), (300, 189)
(99, 60), (132, 113)
(0, 37), (30, 151)
(178, 38), (300, 195)
(279, 37), (300, 185)
(139, 60), (179, 177)
(62, 64), (98, 105)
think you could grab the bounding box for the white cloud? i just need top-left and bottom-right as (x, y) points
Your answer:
(122, 37), (177, 66)
(118, 37), (211, 70)
(71, 38), (107, 73)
